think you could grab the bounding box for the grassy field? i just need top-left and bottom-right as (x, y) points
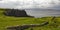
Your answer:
(0, 9), (60, 30)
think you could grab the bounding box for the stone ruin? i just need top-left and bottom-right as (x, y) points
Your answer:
(3, 9), (33, 17)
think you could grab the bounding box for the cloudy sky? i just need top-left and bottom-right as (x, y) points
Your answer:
(0, 0), (60, 9)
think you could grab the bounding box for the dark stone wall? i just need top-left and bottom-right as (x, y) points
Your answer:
(3, 9), (33, 17)
(7, 22), (48, 30)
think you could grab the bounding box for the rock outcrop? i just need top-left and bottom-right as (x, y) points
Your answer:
(3, 9), (33, 17)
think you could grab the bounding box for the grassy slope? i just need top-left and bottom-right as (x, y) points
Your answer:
(0, 9), (60, 30)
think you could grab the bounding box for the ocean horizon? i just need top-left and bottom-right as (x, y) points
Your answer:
(25, 9), (60, 17)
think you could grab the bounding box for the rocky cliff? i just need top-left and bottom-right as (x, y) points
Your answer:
(3, 9), (33, 17)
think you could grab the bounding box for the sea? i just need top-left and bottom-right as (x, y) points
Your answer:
(25, 9), (60, 17)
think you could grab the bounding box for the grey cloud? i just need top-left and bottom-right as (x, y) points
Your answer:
(0, 0), (60, 9)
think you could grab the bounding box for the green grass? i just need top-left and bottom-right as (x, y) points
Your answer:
(0, 9), (60, 30)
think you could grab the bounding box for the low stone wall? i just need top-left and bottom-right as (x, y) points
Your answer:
(7, 22), (48, 30)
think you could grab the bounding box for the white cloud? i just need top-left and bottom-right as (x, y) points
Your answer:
(0, 0), (60, 9)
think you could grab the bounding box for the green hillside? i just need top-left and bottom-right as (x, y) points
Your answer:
(0, 8), (60, 30)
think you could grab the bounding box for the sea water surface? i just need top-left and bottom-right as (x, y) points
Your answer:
(25, 9), (60, 17)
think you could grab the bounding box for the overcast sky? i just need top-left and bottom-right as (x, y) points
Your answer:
(0, 0), (60, 9)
